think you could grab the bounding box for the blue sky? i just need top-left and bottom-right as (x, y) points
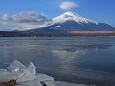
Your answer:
(0, 0), (115, 31)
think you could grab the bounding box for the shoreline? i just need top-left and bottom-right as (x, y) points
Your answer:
(0, 30), (114, 37)
(37, 67), (115, 86)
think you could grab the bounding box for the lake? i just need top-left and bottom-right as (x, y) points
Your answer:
(0, 37), (115, 85)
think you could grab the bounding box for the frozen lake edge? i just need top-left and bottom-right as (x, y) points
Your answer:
(0, 60), (95, 86)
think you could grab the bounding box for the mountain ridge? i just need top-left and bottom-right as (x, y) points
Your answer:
(30, 11), (115, 31)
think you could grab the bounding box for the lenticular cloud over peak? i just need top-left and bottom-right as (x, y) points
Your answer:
(59, 1), (79, 10)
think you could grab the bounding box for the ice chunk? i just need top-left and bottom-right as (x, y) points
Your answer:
(27, 61), (36, 74)
(18, 79), (42, 86)
(17, 74), (36, 82)
(7, 60), (26, 71)
(35, 73), (54, 81)
(0, 70), (9, 81)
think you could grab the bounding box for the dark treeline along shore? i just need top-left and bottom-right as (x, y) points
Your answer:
(0, 31), (115, 37)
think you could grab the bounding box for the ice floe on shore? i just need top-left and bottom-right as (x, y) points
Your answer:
(0, 60), (95, 86)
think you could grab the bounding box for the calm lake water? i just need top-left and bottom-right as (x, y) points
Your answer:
(0, 37), (115, 85)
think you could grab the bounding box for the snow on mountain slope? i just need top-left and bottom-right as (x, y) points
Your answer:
(52, 12), (98, 24)
(12, 11), (115, 31)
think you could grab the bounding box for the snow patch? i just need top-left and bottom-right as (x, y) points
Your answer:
(52, 12), (98, 24)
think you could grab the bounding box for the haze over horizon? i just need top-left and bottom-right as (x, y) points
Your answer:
(0, 0), (115, 31)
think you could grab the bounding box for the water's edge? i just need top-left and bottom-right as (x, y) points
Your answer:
(37, 68), (115, 86)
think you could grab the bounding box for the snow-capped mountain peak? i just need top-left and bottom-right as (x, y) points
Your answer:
(53, 11), (98, 24)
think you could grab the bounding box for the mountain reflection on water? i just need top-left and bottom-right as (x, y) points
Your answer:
(0, 37), (115, 76)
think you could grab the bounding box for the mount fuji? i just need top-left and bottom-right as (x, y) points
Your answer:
(52, 11), (98, 25)
(0, 12), (115, 36)
(31, 11), (115, 31)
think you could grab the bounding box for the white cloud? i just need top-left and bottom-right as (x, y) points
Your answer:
(59, 1), (78, 10)
(2, 13), (13, 21)
(0, 11), (49, 31)
(12, 12), (48, 24)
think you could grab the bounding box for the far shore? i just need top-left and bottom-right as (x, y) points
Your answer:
(70, 31), (114, 34)
(0, 30), (115, 37)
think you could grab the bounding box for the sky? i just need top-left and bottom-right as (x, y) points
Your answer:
(0, 0), (115, 31)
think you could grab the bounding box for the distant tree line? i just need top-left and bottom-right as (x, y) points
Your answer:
(0, 31), (114, 37)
